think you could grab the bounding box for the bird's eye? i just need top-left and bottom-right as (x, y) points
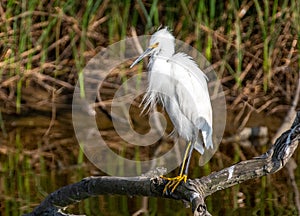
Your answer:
(151, 42), (159, 48)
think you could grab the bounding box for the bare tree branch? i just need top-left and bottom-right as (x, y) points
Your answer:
(24, 112), (300, 216)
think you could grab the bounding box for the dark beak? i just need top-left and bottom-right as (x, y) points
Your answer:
(130, 47), (153, 68)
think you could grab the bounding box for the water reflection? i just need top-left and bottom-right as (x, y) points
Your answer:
(0, 115), (299, 215)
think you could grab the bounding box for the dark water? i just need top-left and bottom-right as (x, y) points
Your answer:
(0, 115), (299, 216)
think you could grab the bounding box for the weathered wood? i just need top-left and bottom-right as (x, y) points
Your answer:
(24, 112), (300, 216)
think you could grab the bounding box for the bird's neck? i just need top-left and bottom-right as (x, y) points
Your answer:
(152, 49), (174, 60)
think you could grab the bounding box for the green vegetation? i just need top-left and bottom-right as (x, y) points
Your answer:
(0, 0), (298, 116)
(0, 1), (299, 215)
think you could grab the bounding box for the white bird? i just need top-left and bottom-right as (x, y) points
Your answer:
(130, 27), (213, 193)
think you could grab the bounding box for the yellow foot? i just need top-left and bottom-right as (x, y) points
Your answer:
(160, 175), (187, 194)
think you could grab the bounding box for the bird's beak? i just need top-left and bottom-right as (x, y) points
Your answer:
(130, 47), (153, 68)
(130, 43), (159, 68)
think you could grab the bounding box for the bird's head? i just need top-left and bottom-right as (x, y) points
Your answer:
(130, 27), (175, 68)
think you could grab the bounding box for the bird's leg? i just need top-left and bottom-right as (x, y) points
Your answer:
(182, 141), (194, 176)
(161, 142), (194, 194)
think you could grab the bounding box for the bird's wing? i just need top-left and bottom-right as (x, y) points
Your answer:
(170, 53), (213, 149)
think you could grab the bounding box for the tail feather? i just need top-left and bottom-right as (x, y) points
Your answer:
(194, 138), (204, 154)
(202, 129), (213, 149)
(194, 131), (213, 155)
(194, 117), (213, 154)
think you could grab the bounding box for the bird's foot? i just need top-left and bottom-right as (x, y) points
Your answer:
(160, 174), (187, 194)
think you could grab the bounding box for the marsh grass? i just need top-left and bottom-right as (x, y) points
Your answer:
(0, 0), (298, 174)
(77, 145), (84, 165)
(0, 0), (298, 123)
(0, 111), (7, 137)
(0, 1), (299, 214)
(134, 146), (142, 175)
(1, 130), (35, 215)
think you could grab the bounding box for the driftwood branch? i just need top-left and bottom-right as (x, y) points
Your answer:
(24, 112), (300, 216)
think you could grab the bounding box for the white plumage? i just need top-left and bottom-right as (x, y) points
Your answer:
(134, 28), (213, 154)
(130, 27), (214, 193)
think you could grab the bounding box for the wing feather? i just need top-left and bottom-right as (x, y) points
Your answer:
(169, 53), (213, 149)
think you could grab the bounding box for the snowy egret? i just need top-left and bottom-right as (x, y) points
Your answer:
(130, 27), (213, 193)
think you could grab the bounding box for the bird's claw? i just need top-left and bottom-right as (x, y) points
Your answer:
(160, 175), (187, 194)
